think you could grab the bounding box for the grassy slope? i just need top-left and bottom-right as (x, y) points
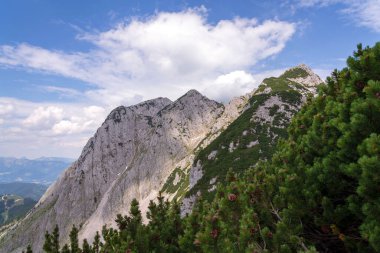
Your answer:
(175, 67), (317, 201)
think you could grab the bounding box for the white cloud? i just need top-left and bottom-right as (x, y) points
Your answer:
(203, 71), (257, 103)
(0, 104), (13, 115)
(0, 8), (296, 105)
(298, 0), (340, 7)
(23, 106), (63, 129)
(52, 105), (106, 135)
(0, 98), (108, 158)
(52, 120), (81, 135)
(21, 104), (107, 134)
(342, 0), (380, 32)
(201, 69), (287, 103)
(41, 86), (81, 98)
(83, 105), (106, 117)
(297, 0), (380, 32)
(215, 71), (255, 85)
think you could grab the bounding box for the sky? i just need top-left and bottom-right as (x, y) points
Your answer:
(0, 0), (379, 159)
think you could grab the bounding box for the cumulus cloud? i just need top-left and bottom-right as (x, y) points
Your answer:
(0, 8), (297, 158)
(52, 105), (106, 135)
(23, 106), (63, 129)
(204, 71), (257, 103)
(202, 69), (288, 102)
(0, 8), (295, 105)
(0, 98), (108, 158)
(297, 0), (380, 32)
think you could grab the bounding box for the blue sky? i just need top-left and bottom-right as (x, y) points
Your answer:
(0, 0), (379, 158)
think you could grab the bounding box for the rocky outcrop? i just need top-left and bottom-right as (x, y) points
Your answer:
(287, 64), (323, 90)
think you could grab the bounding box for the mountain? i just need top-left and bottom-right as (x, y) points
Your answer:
(0, 183), (48, 201)
(0, 92), (240, 252)
(0, 65), (322, 252)
(0, 157), (74, 185)
(162, 64), (323, 213)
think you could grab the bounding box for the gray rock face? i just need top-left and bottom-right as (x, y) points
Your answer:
(0, 91), (225, 252)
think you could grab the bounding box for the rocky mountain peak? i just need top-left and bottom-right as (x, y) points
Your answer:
(294, 63), (313, 72)
(130, 97), (172, 113)
(106, 97), (172, 123)
(158, 89), (222, 116)
(183, 89), (203, 96)
(281, 63), (324, 88)
(176, 89), (210, 103)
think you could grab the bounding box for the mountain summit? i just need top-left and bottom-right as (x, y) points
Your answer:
(280, 63), (323, 91)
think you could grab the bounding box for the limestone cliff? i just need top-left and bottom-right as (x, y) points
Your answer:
(0, 90), (230, 252)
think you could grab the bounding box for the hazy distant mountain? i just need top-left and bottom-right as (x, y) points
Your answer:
(34, 157), (75, 163)
(0, 157), (74, 185)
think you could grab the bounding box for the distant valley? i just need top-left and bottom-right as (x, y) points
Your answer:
(0, 194), (36, 227)
(0, 157), (74, 185)
(0, 157), (72, 227)
(0, 182), (47, 201)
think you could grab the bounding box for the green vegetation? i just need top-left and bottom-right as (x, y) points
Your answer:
(281, 66), (309, 79)
(0, 194), (36, 227)
(24, 42), (380, 252)
(266, 42), (380, 252)
(257, 74), (309, 94)
(186, 83), (303, 201)
(161, 167), (185, 194)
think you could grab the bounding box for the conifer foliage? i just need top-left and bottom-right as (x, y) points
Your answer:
(27, 42), (380, 253)
(270, 42), (380, 252)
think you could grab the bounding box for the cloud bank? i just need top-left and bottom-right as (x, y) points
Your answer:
(0, 8), (295, 104)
